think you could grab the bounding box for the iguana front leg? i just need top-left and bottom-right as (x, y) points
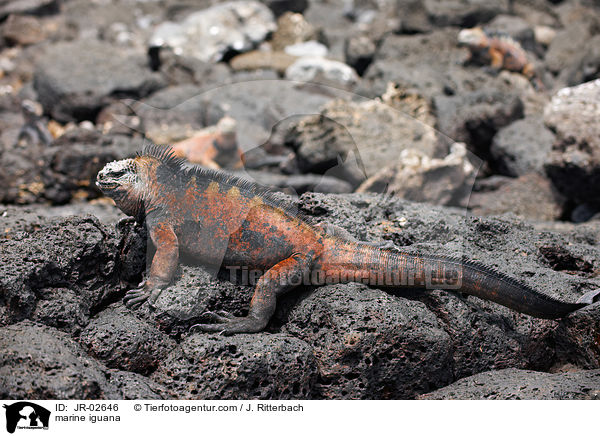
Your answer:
(123, 220), (179, 308)
(192, 251), (314, 335)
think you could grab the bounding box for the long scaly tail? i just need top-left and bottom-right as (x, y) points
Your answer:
(318, 240), (599, 319)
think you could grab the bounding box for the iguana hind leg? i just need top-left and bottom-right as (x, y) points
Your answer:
(191, 252), (314, 335)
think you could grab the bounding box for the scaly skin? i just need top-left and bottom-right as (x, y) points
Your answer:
(96, 145), (598, 334)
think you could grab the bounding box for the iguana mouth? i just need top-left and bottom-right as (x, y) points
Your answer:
(95, 179), (118, 191)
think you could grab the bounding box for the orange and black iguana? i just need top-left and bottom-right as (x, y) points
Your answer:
(96, 144), (599, 334)
(458, 27), (544, 89)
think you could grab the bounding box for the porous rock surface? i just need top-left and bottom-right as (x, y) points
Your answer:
(2, 0), (600, 401)
(2, 192), (600, 399)
(419, 368), (600, 400)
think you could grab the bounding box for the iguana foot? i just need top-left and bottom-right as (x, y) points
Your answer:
(123, 286), (150, 308)
(577, 289), (600, 305)
(123, 282), (163, 309)
(190, 311), (267, 335)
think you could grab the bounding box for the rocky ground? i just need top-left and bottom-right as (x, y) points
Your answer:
(1, 0), (600, 400)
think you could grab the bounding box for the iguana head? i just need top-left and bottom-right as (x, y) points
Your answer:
(96, 158), (144, 217)
(458, 27), (488, 48)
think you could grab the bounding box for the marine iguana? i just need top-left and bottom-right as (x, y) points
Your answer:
(458, 27), (543, 89)
(96, 144), (599, 334)
(171, 116), (245, 170)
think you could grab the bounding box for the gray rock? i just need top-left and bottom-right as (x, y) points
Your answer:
(396, 0), (432, 34)
(554, 1), (600, 29)
(533, 25), (557, 47)
(0, 107), (22, 148)
(344, 34), (376, 76)
(469, 173), (565, 222)
(566, 34), (600, 86)
(271, 11), (318, 51)
(0, 321), (119, 399)
(108, 370), (171, 400)
(554, 302), (600, 370)
(149, 1), (276, 63)
(285, 41), (328, 58)
(34, 40), (165, 123)
(359, 29), (497, 99)
(0, 202), (126, 228)
(42, 132), (143, 204)
(544, 24), (591, 75)
(79, 305), (176, 375)
(286, 96), (443, 186)
(1, 14), (46, 46)
(285, 57), (359, 89)
(570, 203), (600, 224)
(300, 0), (354, 62)
(0, 0), (59, 20)
(420, 368), (600, 400)
(131, 84), (208, 142)
(152, 333), (318, 399)
(356, 142), (476, 207)
(422, 0), (510, 27)
(230, 50), (298, 73)
(191, 80), (333, 149)
(150, 47), (233, 87)
(56, 0), (159, 43)
(138, 80), (337, 149)
(416, 289), (555, 380)
(343, 0), (402, 40)
(434, 90), (524, 158)
(0, 216), (122, 328)
(283, 283), (454, 399)
(96, 101), (139, 136)
(243, 169), (353, 194)
(490, 116), (555, 177)
(142, 265), (254, 337)
(0, 137), (46, 204)
(31, 287), (90, 335)
(544, 80), (600, 206)
(0, 129), (141, 205)
(260, 0), (309, 17)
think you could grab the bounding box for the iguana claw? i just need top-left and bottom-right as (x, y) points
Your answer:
(190, 314), (266, 335)
(123, 281), (163, 309)
(200, 310), (237, 323)
(123, 286), (149, 308)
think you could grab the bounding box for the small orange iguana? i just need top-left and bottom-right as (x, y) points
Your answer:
(458, 27), (543, 88)
(171, 116), (245, 170)
(95, 144), (598, 334)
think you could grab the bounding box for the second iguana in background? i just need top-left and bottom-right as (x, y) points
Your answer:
(95, 145), (599, 334)
(458, 26), (544, 89)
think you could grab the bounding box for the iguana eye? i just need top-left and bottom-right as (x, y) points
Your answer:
(112, 169), (127, 177)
